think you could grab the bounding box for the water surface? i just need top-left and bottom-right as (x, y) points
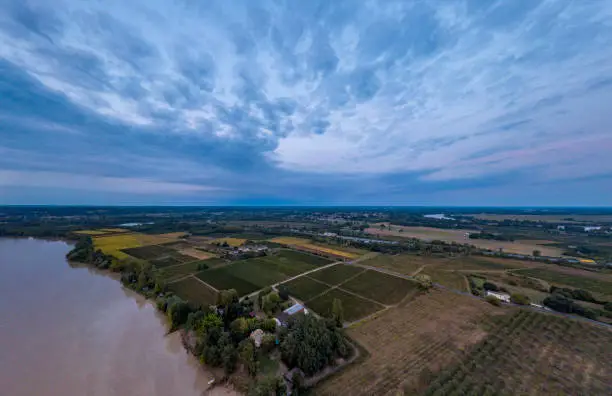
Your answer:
(0, 238), (221, 396)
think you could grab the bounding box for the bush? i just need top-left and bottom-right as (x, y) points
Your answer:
(485, 295), (501, 306)
(510, 293), (530, 305)
(605, 302), (612, 312)
(483, 281), (499, 291)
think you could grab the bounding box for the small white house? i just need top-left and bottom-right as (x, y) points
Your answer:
(486, 291), (510, 303)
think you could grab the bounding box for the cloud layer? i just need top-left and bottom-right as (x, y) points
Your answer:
(1, 0), (611, 205)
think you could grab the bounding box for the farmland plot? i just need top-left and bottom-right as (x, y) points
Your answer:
(281, 276), (331, 302)
(308, 264), (365, 285)
(341, 270), (419, 305)
(167, 277), (218, 307)
(425, 310), (612, 395)
(514, 268), (612, 295)
(307, 288), (385, 322)
(315, 289), (501, 396)
(196, 269), (259, 296)
(122, 245), (176, 260)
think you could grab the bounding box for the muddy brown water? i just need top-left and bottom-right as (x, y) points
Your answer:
(0, 238), (235, 396)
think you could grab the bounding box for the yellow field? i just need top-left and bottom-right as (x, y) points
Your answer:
(73, 230), (108, 235)
(270, 237), (359, 259)
(210, 237), (247, 247)
(178, 248), (217, 260)
(92, 234), (142, 259)
(134, 232), (187, 245)
(271, 237), (311, 245)
(92, 232), (187, 259)
(99, 228), (129, 233)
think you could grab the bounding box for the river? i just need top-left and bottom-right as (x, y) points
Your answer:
(0, 238), (233, 396)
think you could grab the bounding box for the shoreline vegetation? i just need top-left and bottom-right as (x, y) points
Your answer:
(66, 236), (358, 395)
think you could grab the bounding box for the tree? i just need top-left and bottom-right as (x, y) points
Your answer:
(331, 298), (344, 327)
(239, 340), (259, 376)
(279, 314), (349, 376)
(222, 343), (238, 375)
(510, 293), (530, 305)
(414, 274), (433, 290)
(483, 282), (499, 292)
(230, 317), (250, 341)
(605, 302), (612, 312)
(248, 375), (286, 396)
(278, 285), (290, 301)
(533, 250), (542, 257)
(218, 289), (239, 307)
(485, 295), (501, 306)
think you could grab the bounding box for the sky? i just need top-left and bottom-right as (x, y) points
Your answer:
(1, 0), (611, 206)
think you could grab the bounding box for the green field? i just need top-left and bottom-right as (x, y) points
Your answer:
(341, 270), (418, 305)
(167, 277), (218, 307)
(122, 245), (176, 260)
(281, 276), (330, 301)
(195, 250), (330, 296)
(150, 252), (196, 268)
(196, 269), (260, 296)
(308, 264), (364, 285)
(513, 268), (612, 295)
(274, 249), (333, 266)
(307, 288), (385, 322)
(156, 259), (227, 282)
(422, 269), (469, 292)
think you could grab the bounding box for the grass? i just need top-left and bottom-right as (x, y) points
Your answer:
(360, 254), (426, 275)
(307, 288), (385, 322)
(281, 277), (330, 301)
(341, 270), (419, 305)
(167, 277), (218, 307)
(421, 269), (469, 291)
(513, 268), (612, 295)
(309, 264), (365, 285)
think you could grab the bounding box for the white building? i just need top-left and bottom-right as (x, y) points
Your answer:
(486, 291), (510, 303)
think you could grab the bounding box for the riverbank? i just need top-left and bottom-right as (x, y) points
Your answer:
(0, 237), (236, 396)
(64, 239), (241, 395)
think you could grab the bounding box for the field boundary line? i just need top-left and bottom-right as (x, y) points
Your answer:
(335, 285), (389, 307)
(411, 265), (426, 276)
(189, 274), (220, 292)
(166, 274), (193, 284)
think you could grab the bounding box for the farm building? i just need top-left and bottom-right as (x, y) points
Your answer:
(276, 303), (309, 326)
(486, 291), (511, 303)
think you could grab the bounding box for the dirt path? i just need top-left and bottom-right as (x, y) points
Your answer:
(411, 265), (426, 276)
(188, 274), (219, 292)
(241, 260), (345, 301)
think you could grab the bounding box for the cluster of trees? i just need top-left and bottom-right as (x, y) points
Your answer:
(543, 294), (598, 320)
(469, 232), (515, 242)
(67, 237), (113, 269)
(258, 287), (291, 315)
(549, 286), (601, 304)
(279, 314), (351, 376)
